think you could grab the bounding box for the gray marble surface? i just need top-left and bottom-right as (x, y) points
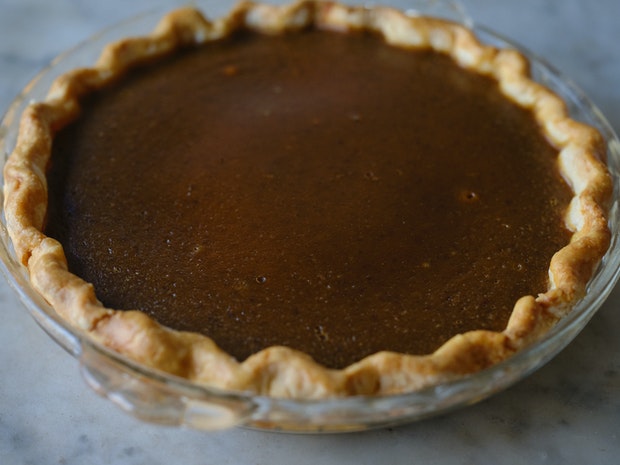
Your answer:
(1, 0), (619, 463)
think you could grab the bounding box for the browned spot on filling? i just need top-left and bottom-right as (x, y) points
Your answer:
(46, 29), (573, 369)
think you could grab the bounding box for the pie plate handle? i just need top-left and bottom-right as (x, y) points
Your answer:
(78, 344), (256, 430)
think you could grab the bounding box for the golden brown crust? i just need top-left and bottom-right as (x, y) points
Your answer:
(2, 0), (612, 398)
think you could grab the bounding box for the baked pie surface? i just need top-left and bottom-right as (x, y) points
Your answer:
(2, 0), (612, 398)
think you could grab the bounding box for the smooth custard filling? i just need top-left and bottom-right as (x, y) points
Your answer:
(46, 29), (573, 369)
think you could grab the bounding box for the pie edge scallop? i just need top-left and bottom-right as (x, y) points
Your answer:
(2, 0), (612, 398)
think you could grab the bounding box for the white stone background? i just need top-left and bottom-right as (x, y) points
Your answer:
(1, 1), (618, 464)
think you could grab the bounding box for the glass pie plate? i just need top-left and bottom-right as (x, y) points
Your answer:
(1, 2), (619, 433)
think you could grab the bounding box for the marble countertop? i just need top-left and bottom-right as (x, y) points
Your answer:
(1, 0), (618, 463)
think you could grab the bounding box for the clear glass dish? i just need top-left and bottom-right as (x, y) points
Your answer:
(1, 3), (619, 433)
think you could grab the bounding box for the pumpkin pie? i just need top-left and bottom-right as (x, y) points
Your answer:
(2, 0), (612, 398)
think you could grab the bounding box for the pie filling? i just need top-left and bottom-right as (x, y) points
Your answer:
(46, 28), (572, 369)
